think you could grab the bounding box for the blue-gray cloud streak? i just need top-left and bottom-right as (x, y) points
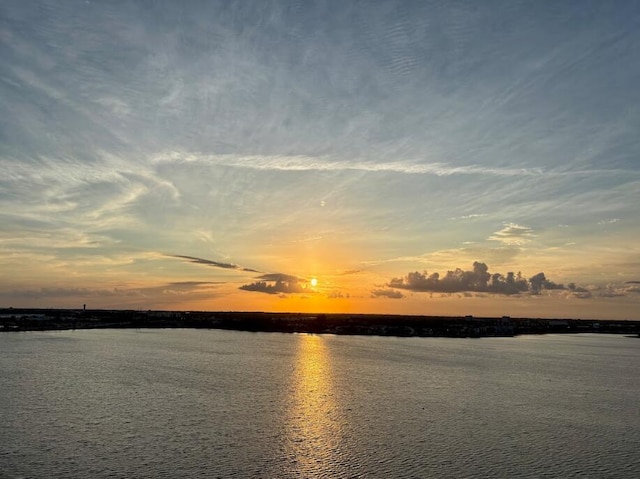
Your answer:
(168, 254), (261, 273)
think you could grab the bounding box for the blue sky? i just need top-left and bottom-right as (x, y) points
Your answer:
(1, 1), (639, 318)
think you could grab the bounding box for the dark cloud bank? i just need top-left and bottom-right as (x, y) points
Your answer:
(371, 288), (404, 299)
(240, 274), (306, 295)
(169, 254), (308, 296)
(389, 262), (573, 296)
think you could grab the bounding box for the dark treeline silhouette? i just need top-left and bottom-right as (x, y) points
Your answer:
(1, 308), (639, 338)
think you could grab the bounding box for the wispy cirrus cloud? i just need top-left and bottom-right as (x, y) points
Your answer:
(488, 223), (535, 246)
(449, 213), (489, 220)
(151, 152), (545, 177)
(597, 218), (620, 225)
(338, 269), (364, 276)
(167, 254), (262, 273)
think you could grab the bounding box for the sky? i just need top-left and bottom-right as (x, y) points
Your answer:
(1, 1), (639, 319)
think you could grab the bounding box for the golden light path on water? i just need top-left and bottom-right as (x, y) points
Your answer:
(283, 334), (350, 477)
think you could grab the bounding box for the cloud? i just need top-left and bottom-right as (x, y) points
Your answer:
(567, 283), (589, 293)
(238, 272), (318, 295)
(598, 290), (626, 298)
(255, 273), (301, 282)
(371, 288), (404, 299)
(170, 258), (309, 295)
(563, 282), (640, 299)
(0, 281), (222, 301)
(168, 255), (310, 296)
(590, 284), (640, 298)
(448, 213), (488, 220)
(362, 245), (522, 271)
(239, 279), (306, 295)
(528, 272), (565, 295)
(571, 291), (593, 299)
(388, 262), (569, 296)
(167, 254), (261, 273)
(327, 290), (349, 299)
(152, 152), (544, 178)
(488, 223), (535, 245)
(339, 269), (363, 275)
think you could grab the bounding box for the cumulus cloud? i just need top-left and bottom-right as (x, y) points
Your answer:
(371, 288), (404, 299)
(388, 262), (569, 296)
(168, 254), (261, 273)
(238, 273), (312, 295)
(240, 274), (308, 294)
(488, 223), (535, 245)
(529, 272), (565, 295)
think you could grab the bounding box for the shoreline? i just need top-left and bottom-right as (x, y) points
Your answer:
(2, 309), (639, 338)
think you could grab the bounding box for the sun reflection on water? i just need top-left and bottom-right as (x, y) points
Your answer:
(283, 334), (348, 476)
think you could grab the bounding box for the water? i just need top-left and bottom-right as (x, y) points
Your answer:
(1, 330), (638, 478)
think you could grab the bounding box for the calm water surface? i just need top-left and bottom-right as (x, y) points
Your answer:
(1, 330), (638, 478)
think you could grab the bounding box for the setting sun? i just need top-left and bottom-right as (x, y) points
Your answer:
(310, 278), (318, 287)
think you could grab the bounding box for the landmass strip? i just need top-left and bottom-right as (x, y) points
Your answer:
(1, 309), (639, 338)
